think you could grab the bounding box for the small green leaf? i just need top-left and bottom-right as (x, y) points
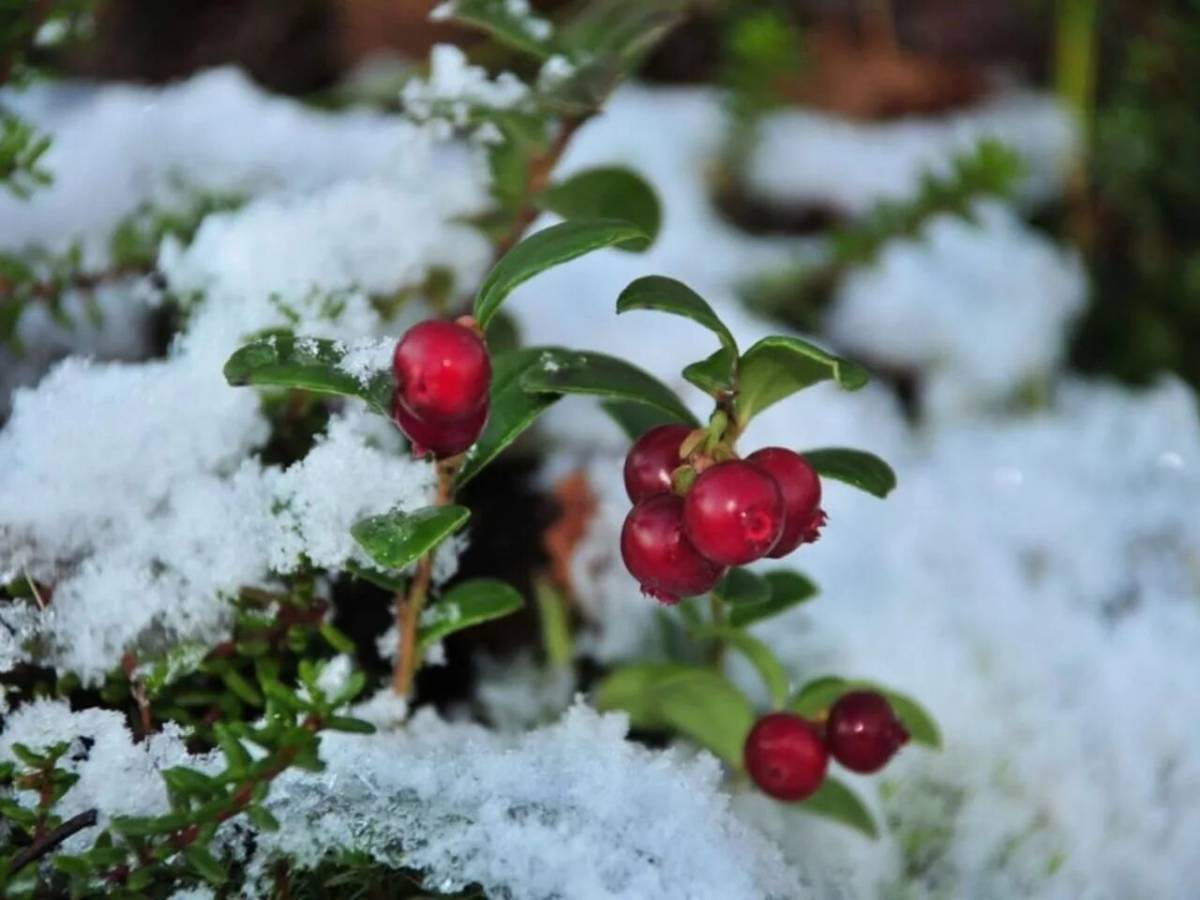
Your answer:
(616, 276), (736, 352)
(457, 347), (564, 486)
(797, 777), (878, 838)
(534, 576), (574, 667)
(419, 578), (524, 647)
(519, 347), (699, 426)
(350, 505), (470, 570)
(344, 561), (406, 592)
(877, 691), (942, 749)
(727, 569), (818, 628)
(185, 846), (227, 885)
(318, 623), (356, 655)
(475, 219), (646, 329)
(222, 669), (263, 706)
(593, 662), (696, 730)
(222, 333), (393, 415)
(691, 625), (790, 708)
(651, 669), (755, 767)
(789, 676), (850, 718)
(713, 567), (770, 607)
(111, 814), (189, 836)
(162, 767), (217, 797)
(538, 167), (661, 251)
(441, 0), (555, 59)
(599, 399), (681, 441)
(734, 336), (868, 426)
(682, 346), (737, 394)
(246, 805), (281, 832)
(326, 716), (377, 735)
(213, 724), (252, 774)
(802, 447), (897, 499)
(53, 855), (94, 877)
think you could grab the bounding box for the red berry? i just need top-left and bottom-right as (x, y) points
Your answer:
(623, 424), (693, 503)
(746, 447), (825, 557)
(393, 320), (491, 422)
(392, 396), (488, 459)
(744, 713), (829, 801)
(620, 494), (726, 605)
(682, 460), (784, 565)
(826, 691), (910, 774)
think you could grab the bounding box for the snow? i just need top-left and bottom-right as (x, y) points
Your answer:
(401, 43), (530, 126)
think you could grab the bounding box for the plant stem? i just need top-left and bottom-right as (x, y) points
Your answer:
(392, 456), (460, 698)
(708, 593), (727, 667)
(8, 809), (98, 875)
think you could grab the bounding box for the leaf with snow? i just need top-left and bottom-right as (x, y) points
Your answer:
(436, 0), (556, 59)
(350, 506), (470, 571)
(419, 578), (524, 647)
(519, 347), (698, 426)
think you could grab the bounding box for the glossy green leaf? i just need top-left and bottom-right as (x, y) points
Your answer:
(682, 346), (737, 394)
(727, 569), (818, 628)
(734, 336), (868, 426)
(457, 347), (564, 486)
(419, 578), (524, 647)
(802, 448), (897, 498)
(519, 347), (699, 426)
(789, 676), (941, 749)
(185, 846), (228, 885)
(797, 777), (879, 838)
(350, 505), (470, 570)
(617, 275), (736, 351)
(343, 560), (406, 592)
(651, 669), (755, 767)
(539, 167), (661, 251)
(557, 0), (687, 70)
(599, 399), (681, 441)
(593, 662), (697, 730)
(714, 567), (770, 607)
(474, 219), (646, 329)
(691, 625), (790, 708)
(222, 333), (393, 415)
(442, 0), (555, 59)
(326, 716), (378, 734)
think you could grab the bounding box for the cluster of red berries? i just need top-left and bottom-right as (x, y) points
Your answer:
(744, 691), (910, 801)
(619, 424), (826, 603)
(391, 319), (492, 458)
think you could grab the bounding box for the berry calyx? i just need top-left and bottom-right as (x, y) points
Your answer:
(682, 460), (784, 565)
(743, 712), (829, 802)
(623, 424), (693, 503)
(620, 494), (726, 605)
(746, 447), (825, 557)
(393, 319), (492, 423)
(825, 690), (910, 774)
(392, 396), (488, 459)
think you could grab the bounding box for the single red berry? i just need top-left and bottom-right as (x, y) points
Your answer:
(623, 424), (693, 503)
(682, 460), (784, 565)
(393, 396), (488, 459)
(744, 713), (829, 802)
(746, 447), (825, 557)
(620, 494), (726, 605)
(393, 320), (491, 422)
(826, 690), (910, 774)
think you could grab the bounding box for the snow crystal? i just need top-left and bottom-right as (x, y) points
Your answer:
(745, 91), (1077, 214)
(247, 703), (817, 899)
(828, 201), (1087, 418)
(401, 44), (530, 126)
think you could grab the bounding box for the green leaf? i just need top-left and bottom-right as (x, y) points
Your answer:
(682, 346), (737, 394)
(318, 623), (356, 655)
(651, 669), (755, 767)
(222, 669), (263, 706)
(162, 767), (218, 797)
(246, 805), (281, 833)
(474, 219), (645, 329)
(185, 846), (227, 885)
(788, 676), (941, 749)
(616, 276), (736, 352)
(519, 347), (698, 426)
(797, 777), (878, 838)
(344, 561), (407, 592)
(593, 662), (695, 729)
(326, 716), (378, 735)
(802, 448), (897, 498)
(713, 567), (770, 607)
(419, 578), (524, 647)
(441, 0), (555, 59)
(691, 625), (790, 708)
(213, 724), (252, 774)
(350, 505), (470, 570)
(111, 814), (189, 837)
(538, 167), (661, 251)
(727, 569), (818, 628)
(734, 336), (869, 426)
(457, 347), (564, 486)
(222, 333), (393, 415)
(599, 399), (682, 441)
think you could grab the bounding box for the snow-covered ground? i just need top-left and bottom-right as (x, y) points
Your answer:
(1, 65), (1198, 899)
